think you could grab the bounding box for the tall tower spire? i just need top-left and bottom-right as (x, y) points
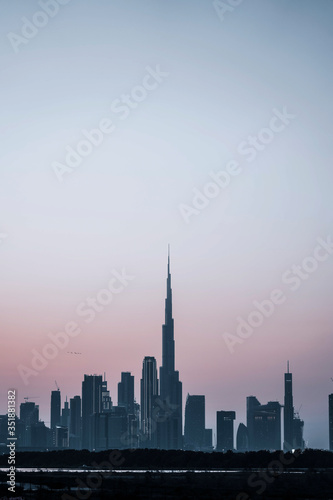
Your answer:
(159, 246), (182, 450)
(162, 245), (174, 372)
(168, 243), (170, 274)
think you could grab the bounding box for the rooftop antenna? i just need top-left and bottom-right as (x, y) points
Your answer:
(287, 361), (289, 374)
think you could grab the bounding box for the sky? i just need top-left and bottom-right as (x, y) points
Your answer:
(1, 0), (333, 449)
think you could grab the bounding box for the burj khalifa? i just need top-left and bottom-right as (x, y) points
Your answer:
(158, 246), (183, 449)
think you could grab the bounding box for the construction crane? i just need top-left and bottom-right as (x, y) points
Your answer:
(55, 380), (60, 391)
(23, 397), (40, 402)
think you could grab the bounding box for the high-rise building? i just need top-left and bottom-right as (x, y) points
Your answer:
(31, 421), (49, 449)
(118, 372), (135, 415)
(140, 356), (158, 447)
(236, 423), (248, 451)
(82, 374), (103, 450)
(20, 401), (39, 447)
(293, 414), (305, 449)
(107, 406), (127, 448)
(216, 411), (236, 451)
(158, 247), (182, 450)
(61, 397), (70, 428)
(20, 401), (39, 427)
(284, 361), (294, 451)
(51, 390), (61, 429)
(184, 395), (205, 450)
(69, 395), (81, 449)
(55, 425), (69, 448)
(247, 397), (281, 451)
(246, 396), (261, 450)
(102, 378), (112, 412)
(283, 364), (305, 451)
(329, 394), (333, 451)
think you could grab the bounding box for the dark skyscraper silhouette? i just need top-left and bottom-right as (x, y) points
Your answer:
(140, 356), (158, 447)
(20, 401), (39, 427)
(20, 401), (40, 447)
(61, 397), (70, 428)
(329, 394), (333, 451)
(118, 372), (135, 415)
(69, 395), (81, 449)
(184, 395), (205, 450)
(216, 411), (236, 451)
(101, 377), (112, 412)
(50, 390), (61, 429)
(236, 422), (249, 451)
(284, 361), (293, 451)
(283, 363), (304, 451)
(247, 396), (281, 451)
(158, 246), (182, 449)
(82, 374), (103, 450)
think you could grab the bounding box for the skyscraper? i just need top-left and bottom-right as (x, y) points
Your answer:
(69, 395), (81, 449)
(236, 423), (248, 451)
(20, 401), (39, 447)
(82, 374), (103, 450)
(140, 356), (158, 447)
(118, 372), (135, 415)
(246, 396), (261, 450)
(184, 395), (205, 450)
(102, 378), (112, 412)
(216, 411), (236, 451)
(247, 397), (281, 451)
(283, 364), (305, 451)
(158, 247), (182, 449)
(284, 361), (294, 452)
(329, 394), (333, 451)
(50, 390), (61, 429)
(61, 397), (70, 428)
(20, 401), (39, 427)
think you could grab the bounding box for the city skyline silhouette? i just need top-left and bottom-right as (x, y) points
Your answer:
(1, 0), (333, 452)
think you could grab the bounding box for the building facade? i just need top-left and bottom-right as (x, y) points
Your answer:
(158, 248), (182, 449)
(184, 395), (205, 450)
(216, 411), (236, 451)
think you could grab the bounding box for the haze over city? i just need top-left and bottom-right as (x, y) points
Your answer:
(1, 0), (333, 449)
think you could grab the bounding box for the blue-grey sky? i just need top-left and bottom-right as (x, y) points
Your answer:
(1, 0), (333, 448)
